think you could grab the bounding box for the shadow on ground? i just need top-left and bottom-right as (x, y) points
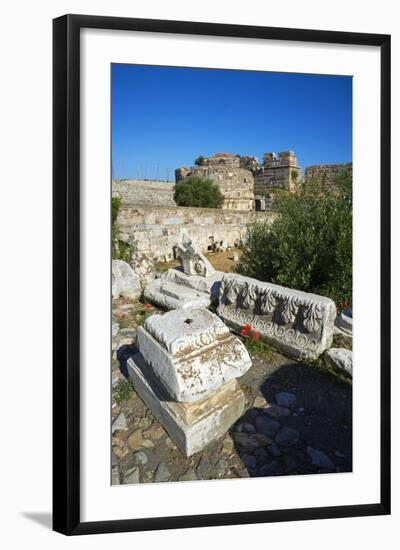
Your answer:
(230, 360), (352, 478)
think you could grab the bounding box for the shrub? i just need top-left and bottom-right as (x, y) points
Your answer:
(112, 195), (131, 261)
(113, 378), (134, 404)
(236, 166), (352, 305)
(112, 196), (121, 224)
(194, 155), (206, 166)
(174, 176), (224, 209)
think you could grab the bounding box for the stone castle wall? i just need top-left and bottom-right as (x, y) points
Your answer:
(304, 163), (352, 187)
(113, 179), (176, 206)
(175, 153), (254, 211)
(116, 204), (276, 261)
(253, 151), (302, 194)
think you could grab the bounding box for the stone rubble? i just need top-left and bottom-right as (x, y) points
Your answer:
(112, 253), (352, 485)
(143, 238), (223, 310)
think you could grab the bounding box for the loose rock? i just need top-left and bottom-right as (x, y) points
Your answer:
(127, 430), (144, 450)
(124, 466), (140, 484)
(197, 454), (210, 477)
(132, 451), (148, 465)
(275, 392), (296, 408)
(263, 404), (291, 419)
(275, 427), (300, 446)
(179, 468), (197, 481)
(254, 415), (281, 437)
(254, 447), (269, 464)
(307, 446), (335, 469)
(154, 461), (171, 482)
(324, 348), (353, 376)
(242, 454), (257, 468)
(112, 413), (128, 433)
(253, 396), (268, 408)
(233, 432), (272, 451)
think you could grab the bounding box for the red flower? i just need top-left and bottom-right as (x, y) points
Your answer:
(241, 323), (252, 337)
(144, 303), (152, 310)
(252, 331), (260, 341)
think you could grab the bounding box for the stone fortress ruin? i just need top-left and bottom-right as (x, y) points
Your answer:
(112, 151), (351, 261)
(113, 151), (350, 216)
(175, 150), (303, 212)
(175, 152), (254, 211)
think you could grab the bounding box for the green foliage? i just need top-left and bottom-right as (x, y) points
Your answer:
(137, 305), (154, 326)
(194, 155), (206, 166)
(244, 337), (276, 364)
(112, 196), (131, 261)
(113, 378), (134, 404)
(174, 176), (224, 209)
(236, 167), (352, 305)
(112, 196), (121, 224)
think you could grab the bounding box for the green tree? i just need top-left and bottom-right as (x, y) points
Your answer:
(194, 155), (206, 166)
(174, 176), (224, 209)
(236, 167), (352, 305)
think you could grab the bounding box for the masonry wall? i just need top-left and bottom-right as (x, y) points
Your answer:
(112, 179), (176, 206)
(304, 163), (352, 187)
(116, 204), (276, 261)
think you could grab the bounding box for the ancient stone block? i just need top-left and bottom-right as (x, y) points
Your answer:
(324, 348), (353, 376)
(112, 259), (141, 300)
(143, 239), (223, 309)
(335, 308), (353, 336)
(217, 273), (336, 360)
(138, 307), (252, 402)
(174, 237), (216, 277)
(143, 277), (212, 310)
(127, 352), (245, 456)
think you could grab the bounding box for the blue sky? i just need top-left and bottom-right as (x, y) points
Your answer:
(112, 64), (352, 181)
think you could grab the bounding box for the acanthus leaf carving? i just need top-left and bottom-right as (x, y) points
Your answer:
(259, 288), (277, 314)
(226, 281), (239, 305)
(240, 283), (257, 309)
(302, 301), (323, 333)
(274, 294), (300, 325)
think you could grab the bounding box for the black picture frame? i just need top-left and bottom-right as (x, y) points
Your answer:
(53, 14), (391, 536)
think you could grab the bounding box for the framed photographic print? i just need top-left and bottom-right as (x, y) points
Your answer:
(53, 14), (391, 535)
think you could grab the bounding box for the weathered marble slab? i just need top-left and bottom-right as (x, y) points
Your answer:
(137, 307), (252, 402)
(324, 347), (353, 376)
(162, 268), (222, 297)
(127, 352), (245, 456)
(217, 273), (336, 360)
(143, 277), (212, 310)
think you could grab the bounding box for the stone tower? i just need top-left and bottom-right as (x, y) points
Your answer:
(175, 153), (254, 211)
